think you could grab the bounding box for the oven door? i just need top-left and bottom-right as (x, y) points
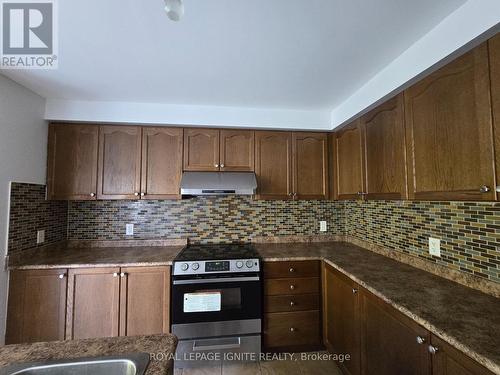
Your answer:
(171, 275), (261, 324)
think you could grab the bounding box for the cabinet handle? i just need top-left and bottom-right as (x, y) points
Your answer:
(290, 301), (295, 307)
(480, 185), (490, 193)
(416, 336), (426, 344)
(113, 272), (119, 277)
(220, 164), (225, 168)
(289, 267), (295, 273)
(140, 192), (145, 197)
(357, 192), (367, 196)
(215, 164), (219, 168)
(289, 327), (296, 332)
(89, 193), (95, 197)
(58, 273), (66, 279)
(352, 288), (358, 294)
(120, 272), (127, 278)
(289, 285), (295, 290)
(288, 193), (293, 197)
(496, 186), (500, 193)
(428, 345), (438, 355)
(134, 192), (139, 196)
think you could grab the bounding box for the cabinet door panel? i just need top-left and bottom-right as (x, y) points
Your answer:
(404, 44), (495, 200)
(66, 268), (120, 340)
(335, 122), (365, 199)
(47, 124), (98, 200)
(293, 132), (328, 200)
(6, 269), (67, 344)
(323, 264), (360, 375)
(255, 131), (293, 199)
(141, 127), (183, 199)
(97, 126), (142, 199)
(361, 290), (431, 375)
(362, 94), (407, 199)
(119, 266), (170, 336)
(220, 130), (254, 171)
(183, 128), (220, 171)
(489, 34), (500, 200)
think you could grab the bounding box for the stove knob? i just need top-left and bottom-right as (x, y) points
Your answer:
(236, 261), (244, 269)
(246, 260), (254, 268)
(181, 263), (189, 271)
(191, 263), (200, 271)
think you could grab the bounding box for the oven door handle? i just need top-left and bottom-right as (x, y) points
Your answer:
(173, 276), (260, 285)
(192, 337), (241, 351)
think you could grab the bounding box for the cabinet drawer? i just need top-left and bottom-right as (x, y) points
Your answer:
(264, 277), (319, 296)
(264, 311), (321, 348)
(264, 261), (320, 279)
(264, 294), (320, 313)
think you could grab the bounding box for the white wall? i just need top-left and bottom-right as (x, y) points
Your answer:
(0, 74), (47, 344)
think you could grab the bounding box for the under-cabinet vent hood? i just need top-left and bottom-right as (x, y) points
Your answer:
(180, 172), (257, 196)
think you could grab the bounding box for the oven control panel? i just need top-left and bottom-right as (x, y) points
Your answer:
(173, 259), (260, 275)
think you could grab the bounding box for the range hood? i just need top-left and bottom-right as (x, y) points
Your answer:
(180, 172), (257, 196)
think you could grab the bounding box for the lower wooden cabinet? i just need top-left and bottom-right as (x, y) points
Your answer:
(264, 310), (321, 349)
(6, 266), (171, 344)
(6, 269), (67, 344)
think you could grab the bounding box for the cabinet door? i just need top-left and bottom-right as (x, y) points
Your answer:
(97, 126), (142, 199)
(361, 94), (407, 199)
(430, 335), (495, 375)
(255, 131), (293, 199)
(141, 127), (183, 199)
(183, 128), (220, 171)
(47, 124), (98, 200)
(66, 268), (120, 340)
(323, 264), (360, 375)
(292, 132), (328, 200)
(489, 34), (500, 200)
(119, 266), (170, 336)
(220, 130), (254, 171)
(334, 122), (365, 199)
(404, 43), (495, 201)
(6, 269), (67, 344)
(360, 290), (431, 375)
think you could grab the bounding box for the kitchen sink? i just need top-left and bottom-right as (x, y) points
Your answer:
(0, 353), (150, 375)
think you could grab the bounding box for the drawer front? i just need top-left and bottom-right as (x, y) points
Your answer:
(264, 310), (321, 348)
(264, 261), (320, 279)
(265, 294), (320, 313)
(264, 277), (319, 296)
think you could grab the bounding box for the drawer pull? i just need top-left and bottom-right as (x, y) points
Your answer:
(290, 301), (295, 307)
(289, 267), (295, 273)
(352, 288), (358, 294)
(416, 336), (426, 345)
(289, 327), (296, 332)
(289, 285), (295, 290)
(58, 274), (66, 279)
(428, 345), (438, 355)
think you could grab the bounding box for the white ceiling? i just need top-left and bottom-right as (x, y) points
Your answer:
(1, 0), (481, 127)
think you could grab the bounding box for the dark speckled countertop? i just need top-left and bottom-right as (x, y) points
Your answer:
(0, 334), (177, 375)
(256, 242), (500, 375)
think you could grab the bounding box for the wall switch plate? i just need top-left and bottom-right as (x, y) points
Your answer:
(36, 230), (45, 244)
(320, 221), (327, 232)
(126, 224), (134, 236)
(429, 237), (441, 257)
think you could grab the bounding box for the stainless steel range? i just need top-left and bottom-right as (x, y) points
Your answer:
(171, 244), (262, 368)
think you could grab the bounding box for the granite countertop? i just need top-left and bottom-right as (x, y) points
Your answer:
(256, 242), (500, 375)
(0, 334), (178, 375)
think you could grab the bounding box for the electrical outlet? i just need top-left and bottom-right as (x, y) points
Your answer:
(126, 224), (134, 236)
(429, 237), (441, 257)
(36, 230), (45, 244)
(320, 221), (327, 232)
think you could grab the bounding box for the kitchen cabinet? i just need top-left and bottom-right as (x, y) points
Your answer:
(141, 127), (183, 199)
(183, 128), (220, 171)
(220, 129), (254, 171)
(404, 43), (495, 201)
(361, 94), (407, 200)
(119, 266), (170, 336)
(323, 264), (361, 375)
(429, 335), (495, 375)
(489, 34), (500, 200)
(334, 121), (365, 200)
(6, 269), (67, 344)
(292, 132), (328, 199)
(47, 124), (99, 200)
(360, 289), (431, 375)
(97, 125), (142, 199)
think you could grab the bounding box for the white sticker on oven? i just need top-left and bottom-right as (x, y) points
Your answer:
(184, 292), (222, 313)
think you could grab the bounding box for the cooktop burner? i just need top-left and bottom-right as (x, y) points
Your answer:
(175, 243), (259, 261)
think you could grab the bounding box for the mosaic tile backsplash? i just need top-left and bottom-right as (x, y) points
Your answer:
(8, 183), (68, 253)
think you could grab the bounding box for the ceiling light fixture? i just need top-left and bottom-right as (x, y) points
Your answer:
(164, 0), (184, 21)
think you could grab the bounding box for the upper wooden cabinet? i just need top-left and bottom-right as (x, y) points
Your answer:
(334, 121), (365, 200)
(47, 124), (99, 200)
(183, 128), (220, 171)
(220, 130), (255, 171)
(292, 132), (328, 200)
(97, 126), (142, 199)
(141, 127), (183, 199)
(404, 43), (496, 201)
(361, 94), (407, 200)
(255, 131), (293, 199)
(489, 34), (500, 200)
